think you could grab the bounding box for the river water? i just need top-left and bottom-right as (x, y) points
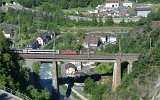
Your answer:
(39, 62), (53, 93)
(38, 62), (68, 100)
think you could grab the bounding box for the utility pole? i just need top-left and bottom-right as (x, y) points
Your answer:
(18, 15), (21, 48)
(54, 32), (56, 49)
(119, 39), (121, 53)
(53, 32), (56, 57)
(150, 37), (152, 50)
(87, 34), (90, 59)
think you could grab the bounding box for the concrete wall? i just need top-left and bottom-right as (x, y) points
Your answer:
(137, 11), (151, 17)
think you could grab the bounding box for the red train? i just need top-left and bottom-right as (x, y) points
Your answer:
(59, 50), (77, 55)
(14, 49), (78, 55)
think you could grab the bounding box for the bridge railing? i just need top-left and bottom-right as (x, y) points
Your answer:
(0, 85), (32, 100)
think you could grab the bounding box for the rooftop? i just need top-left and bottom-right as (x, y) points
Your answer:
(3, 29), (14, 34)
(65, 63), (76, 70)
(136, 7), (151, 11)
(84, 36), (98, 45)
(27, 39), (38, 45)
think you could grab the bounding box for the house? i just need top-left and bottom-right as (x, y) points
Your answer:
(88, 9), (98, 14)
(101, 37), (107, 44)
(2, 2), (8, 6)
(37, 32), (51, 46)
(105, 0), (119, 8)
(82, 62), (96, 68)
(69, 62), (82, 70)
(107, 37), (117, 44)
(136, 7), (151, 17)
(123, 0), (132, 8)
(10, 1), (16, 5)
(119, 6), (129, 16)
(65, 63), (77, 77)
(83, 35), (98, 49)
(26, 39), (40, 49)
(2, 29), (14, 38)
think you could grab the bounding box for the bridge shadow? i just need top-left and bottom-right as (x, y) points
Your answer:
(121, 61), (129, 78)
(58, 73), (112, 98)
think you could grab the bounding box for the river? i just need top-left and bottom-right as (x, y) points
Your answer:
(39, 62), (53, 94)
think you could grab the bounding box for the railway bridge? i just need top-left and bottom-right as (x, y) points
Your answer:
(20, 53), (139, 95)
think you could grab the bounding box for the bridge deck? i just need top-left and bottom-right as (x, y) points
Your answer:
(20, 54), (139, 62)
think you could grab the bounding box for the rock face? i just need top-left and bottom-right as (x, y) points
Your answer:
(156, 94), (160, 100)
(151, 76), (160, 100)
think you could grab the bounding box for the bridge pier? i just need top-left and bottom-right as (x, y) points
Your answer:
(112, 59), (121, 92)
(52, 61), (59, 97)
(127, 61), (133, 74)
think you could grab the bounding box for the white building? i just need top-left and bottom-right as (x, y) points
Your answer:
(136, 7), (151, 17)
(36, 37), (44, 46)
(107, 37), (117, 44)
(69, 62), (82, 70)
(65, 63), (77, 77)
(123, 1), (132, 7)
(2, 29), (14, 38)
(88, 9), (98, 14)
(105, 0), (119, 8)
(101, 37), (107, 44)
(82, 62), (96, 68)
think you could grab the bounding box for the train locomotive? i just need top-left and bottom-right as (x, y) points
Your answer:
(14, 49), (78, 55)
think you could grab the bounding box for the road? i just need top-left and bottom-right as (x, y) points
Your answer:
(0, 91), (19, 100)
(68, 15), (140, 23)
(71, 87), (88, 100)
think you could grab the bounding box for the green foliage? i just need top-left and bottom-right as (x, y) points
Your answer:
(94, 62), (113, 74)
(0, 9), (5, 23)
(105, 16), (114, 26)
(27, 85), (51, 100)
(77, 29), (86, 44)
(101, 44), (119, 53)
(84, 77), (111, 100)
(98, 16), (103, 26)
(0, 32), (29, 91)
(148, 8), (160, 20)
(128, 7), (136, 15)
(33, 62), (40, 75)
(129, 0), (160, 3)
(106, 16), (160, 99)
(16, 0), (103, 9)
(56, 33), (82, 50)
(0, 33), (51, 99)
(91, 15), (98, 26)
(84, 77), (97, 94)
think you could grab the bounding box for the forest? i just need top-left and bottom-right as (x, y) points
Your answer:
(15, 0), (104, 8)
(0, 33), (53, 99)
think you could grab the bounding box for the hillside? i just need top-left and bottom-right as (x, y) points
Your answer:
(104, 14), (160, 100)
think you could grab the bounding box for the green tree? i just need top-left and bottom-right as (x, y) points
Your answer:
(98, 16), (103, 26)
(105, 16), (114, 26)
(84, 77), (97, 94)
(92, 15), (98, 26)
(94, 62), (113, 74)
(0, 9), (4, 23)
